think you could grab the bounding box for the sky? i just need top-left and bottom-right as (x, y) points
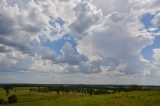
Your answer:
(0, 0), (160, 85)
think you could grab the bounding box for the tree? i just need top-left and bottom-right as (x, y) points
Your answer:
(3, 86), (13, 96)
(8, 94), (18, 103)
(6, 89), (9, 96)
(56, 89), (60, 95)
(128, 85), (142, 92)
(87, 88), (94, 96)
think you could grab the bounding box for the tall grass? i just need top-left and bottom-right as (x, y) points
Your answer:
(0, 88), (160, 106)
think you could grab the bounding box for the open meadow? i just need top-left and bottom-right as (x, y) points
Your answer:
(0, 87), (160, 106)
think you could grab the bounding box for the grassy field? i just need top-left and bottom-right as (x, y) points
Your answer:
(0, 87), (160, 106)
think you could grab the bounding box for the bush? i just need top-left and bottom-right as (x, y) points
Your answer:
(0, 97), (4, 104)
(8, 95), (18, 103)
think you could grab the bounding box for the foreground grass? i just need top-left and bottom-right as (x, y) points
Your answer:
(0, 88), (160, 106)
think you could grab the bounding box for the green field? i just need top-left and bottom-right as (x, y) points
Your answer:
(0, 87), (160, 106)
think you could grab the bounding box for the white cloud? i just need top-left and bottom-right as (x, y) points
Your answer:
(143, 49), (160, 77)
(70, 0), (103, 40)
(30, 56), (65, 73)
(152, 12), (160, 27)
(0, 0), (160, 84)
(76, 0), (159, 77)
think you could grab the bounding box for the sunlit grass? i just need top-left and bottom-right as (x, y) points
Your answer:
(0, 88), (160, 106)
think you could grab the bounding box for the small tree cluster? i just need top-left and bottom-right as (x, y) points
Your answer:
(127, 85), (143, 92)
(8, 95), (18, 103)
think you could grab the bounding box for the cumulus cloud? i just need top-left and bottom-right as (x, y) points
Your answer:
(0, 0), (160, 84)
(64, 59), (102, 74)
(153, 49), (160, 76)
(152, 12), (160, 27)
(77, 0), (157, 76)
(0, 0), (56, 72)
(0, 0), (80, 73)
(0, 13), (15, 35)
(57, 42), (88, 65)
(70, 0), (102, 39)
(143, 49), (160, 77)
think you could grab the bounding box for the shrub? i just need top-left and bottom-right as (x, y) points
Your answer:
(8, 94), (18, 103)
(0, 97), (4, 104)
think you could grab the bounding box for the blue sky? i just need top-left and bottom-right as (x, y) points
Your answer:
(142, 36), (160, 60)
(45, 14), (160, 61)
(141, 13), (160, 60)
(0, 0), (160, 85)
(42, 17), (78, 55)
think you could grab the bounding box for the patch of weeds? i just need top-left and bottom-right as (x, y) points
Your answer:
(130, 96), (135, 98)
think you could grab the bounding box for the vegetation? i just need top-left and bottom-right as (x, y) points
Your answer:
(3, 86), (13, 96)
(8, 94), (18, 103)
(0, 84), (159, 106)
(0, 97), (4, 104)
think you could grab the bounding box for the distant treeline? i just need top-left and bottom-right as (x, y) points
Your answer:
(0, 84), (160, 88)
(29, 85), (160, 95)
(1, 84), (160, 96)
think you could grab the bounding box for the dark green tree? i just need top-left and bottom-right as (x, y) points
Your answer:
(8, 95), (18, 103)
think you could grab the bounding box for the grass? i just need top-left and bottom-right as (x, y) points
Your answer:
(0, 87), (160, 106)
